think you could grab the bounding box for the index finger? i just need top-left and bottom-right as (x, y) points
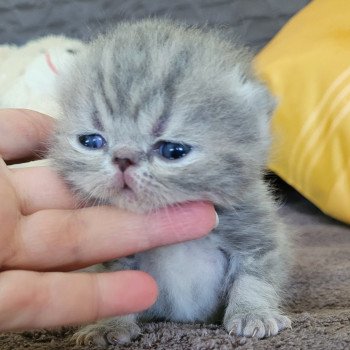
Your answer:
(0, 109), (55, 161)
(3, 202), (217, 271)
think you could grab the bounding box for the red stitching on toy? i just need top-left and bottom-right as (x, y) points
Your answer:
(45, 52), (58, 75)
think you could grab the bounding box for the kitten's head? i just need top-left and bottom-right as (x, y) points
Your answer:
(50, 19), (275, 212)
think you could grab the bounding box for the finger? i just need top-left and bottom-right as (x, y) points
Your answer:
(0, 109), (55, 161)
(5, 202), (216, 271)
(10, 166), (76, 214)
(0, 270), (157, 331)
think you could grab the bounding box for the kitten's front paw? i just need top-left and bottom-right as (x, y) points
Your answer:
(225, 313), (291, 339)
(72, 322), (141, 347)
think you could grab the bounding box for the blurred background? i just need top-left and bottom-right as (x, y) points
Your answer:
(0, 0), (310, 51)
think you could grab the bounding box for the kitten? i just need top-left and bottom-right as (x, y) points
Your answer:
(49, 19), (291, 346)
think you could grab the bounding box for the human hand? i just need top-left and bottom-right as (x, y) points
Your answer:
(0, 109), (217, 331)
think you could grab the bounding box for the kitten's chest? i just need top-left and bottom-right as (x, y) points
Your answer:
(118, 235), (229, 322)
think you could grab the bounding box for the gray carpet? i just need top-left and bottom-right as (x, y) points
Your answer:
(1, 184), (349, 350)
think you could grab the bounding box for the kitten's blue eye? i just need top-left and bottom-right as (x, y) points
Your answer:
(156, 141), (192, 160)
(78, 134), (107, 149)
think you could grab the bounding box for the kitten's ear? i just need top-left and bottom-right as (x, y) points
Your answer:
(234, 68), (277, 140)
(239, 71), (277, 119)
(231, 62), (277, 114)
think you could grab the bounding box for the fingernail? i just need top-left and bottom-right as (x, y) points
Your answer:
(214, 211), (219, 228)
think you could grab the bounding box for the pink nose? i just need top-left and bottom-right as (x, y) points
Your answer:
(113, 157), (134, 172)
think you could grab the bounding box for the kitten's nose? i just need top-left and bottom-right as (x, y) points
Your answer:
(113, 147), (140, 172)
(113, 157), (134, 172)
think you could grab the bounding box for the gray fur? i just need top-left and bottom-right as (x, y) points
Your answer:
(49, 19), (291, 346)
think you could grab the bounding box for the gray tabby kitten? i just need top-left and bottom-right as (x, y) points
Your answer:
(49, 19), (291, 346)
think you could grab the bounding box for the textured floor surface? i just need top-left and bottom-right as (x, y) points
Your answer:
(1, 185), (349, 350)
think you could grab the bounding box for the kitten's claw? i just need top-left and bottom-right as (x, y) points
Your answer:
(227, 313), (291, 339)
(228, 319), (242, 336)
(251, 327), (259, 338)
(72, 322), (141, 346)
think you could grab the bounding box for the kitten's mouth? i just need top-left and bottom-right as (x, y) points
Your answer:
(119, 182), (137, 200)
(122, 183), (130, 190)
(120, 182), (133, 194)
(121, 172), (137, 192)
(113, 172), (138, 201)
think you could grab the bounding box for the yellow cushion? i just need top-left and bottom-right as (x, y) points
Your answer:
(254, 0), (350, 224)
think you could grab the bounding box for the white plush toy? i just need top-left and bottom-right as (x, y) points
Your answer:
(0, 35), (85, 118)
(0, 36), (85, 169)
